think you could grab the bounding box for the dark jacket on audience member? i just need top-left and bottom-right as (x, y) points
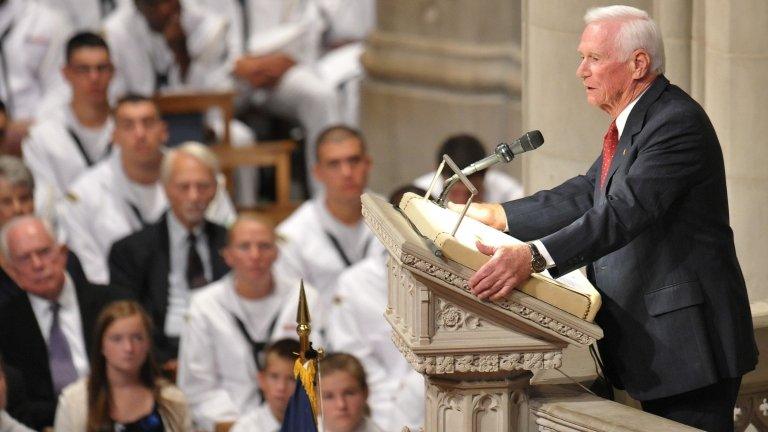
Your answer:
(108, 213), (229, 363)
(0, 260), (126, 431)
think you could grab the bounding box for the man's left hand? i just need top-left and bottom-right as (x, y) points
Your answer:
(469, 241), (532, 301)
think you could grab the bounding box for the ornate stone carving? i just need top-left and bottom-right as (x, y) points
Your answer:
(734, 392), (768, 431)
(435, 298), (485, 332)
(392, 331), (562, 374)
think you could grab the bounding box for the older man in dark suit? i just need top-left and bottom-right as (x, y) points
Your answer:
(0, 216), (125, 430)
(461, 5), (757, 432)
(108, 142), (229, 366)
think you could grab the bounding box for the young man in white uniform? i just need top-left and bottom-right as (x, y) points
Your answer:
(276, 125), (376, 327)
(57, 95), (235, 284)
(177, 216), (322, 430)
(191, 0), (341, 194)
(0, 0), (72, 152)
(23, 32), (115, 200)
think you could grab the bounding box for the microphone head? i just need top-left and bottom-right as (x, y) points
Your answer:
(516, 130), (544, 153)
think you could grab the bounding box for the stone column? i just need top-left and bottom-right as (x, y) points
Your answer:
(702, 0), (768, 301)
(361, 0), (523, 195)
(653, 0), (693, 93)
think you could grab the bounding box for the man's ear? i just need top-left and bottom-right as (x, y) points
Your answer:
(631, 49), (651, 79)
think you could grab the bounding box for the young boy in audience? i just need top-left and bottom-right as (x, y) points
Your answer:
(230, 339), (300, 432)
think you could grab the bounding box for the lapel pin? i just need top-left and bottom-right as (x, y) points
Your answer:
(622, 149), (627, 156)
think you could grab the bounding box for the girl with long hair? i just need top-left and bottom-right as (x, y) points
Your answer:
(54, 300), (191, 431)
(319, 353), (382, 432)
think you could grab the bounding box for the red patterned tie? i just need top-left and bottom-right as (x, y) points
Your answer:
(599, 121), (619, 188)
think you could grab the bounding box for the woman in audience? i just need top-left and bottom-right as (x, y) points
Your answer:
(54, 301), (191, 431)
(320, 353), (382, 432)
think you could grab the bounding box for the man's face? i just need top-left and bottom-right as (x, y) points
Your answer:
(257, 354), (295, 420)
(222, 219), (278, 282)
(0, 180), (34, 226)
(135, 0), (180, 33)
(113, 101), (167, 168)
(164, 154), (217, 228)
(576, 21), (634, 114)
(2, 219), (67, 301)
(446, 173), (486, 204)
(313, 138), (371, 204)
(321, 371), (367, 432)
(64, 47), (114, 104)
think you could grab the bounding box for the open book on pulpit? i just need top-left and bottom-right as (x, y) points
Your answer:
(398, 191), (601, 322)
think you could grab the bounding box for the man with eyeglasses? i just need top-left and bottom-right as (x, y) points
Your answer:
(0, 216), (125, 430)
(276, 125), (376, 328)
(23, 32), (116, 201)
(57, 95), (235, 285)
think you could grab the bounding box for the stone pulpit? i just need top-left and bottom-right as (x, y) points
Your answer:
(361, 192), (605, 432)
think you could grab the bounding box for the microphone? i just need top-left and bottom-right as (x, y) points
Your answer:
(445, 130), (544, 183)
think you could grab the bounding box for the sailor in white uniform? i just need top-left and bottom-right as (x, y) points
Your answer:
(177, 217), (323, 431)
(191, 0), (341, 194)
(327, 241), (425, 432)
(276, 126), (375, 324)
(23, 32), (115, 200)
(57, 96), (234, 284)
(0, 0), (73, 149)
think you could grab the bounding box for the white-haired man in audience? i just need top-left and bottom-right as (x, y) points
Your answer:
(24, 32), (116, 200)
(276, 125), (376, 327)
(178, 216), (322, 430)
(0, 0), (73, 153)
(58, 95), (235, 284)
(108, 141), (232, 365)
(0, 216), (125, 430)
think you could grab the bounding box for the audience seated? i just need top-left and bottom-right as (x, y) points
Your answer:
(193, 0), (341, 194)
(326, 185), (426, 432)
(276, 125), (377, 325)
(108, 142), (231, 365)
(0, 354), (33, 432)
(57, 95), (235, 284)
(320, 353), (383, 432)
(0, 0), (73, 153)
(40, 0), (129, 32)
(413, 133), (525, 204)
(24, 32), (115, 200)
(54, 300), (192, 431)
(230, 338), (300, 432)
(0, 216), (126, 430)
(177, 215), (322, 431)
(316, 0), (376, 125)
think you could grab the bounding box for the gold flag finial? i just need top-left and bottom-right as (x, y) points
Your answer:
(296, 279), (312, 361)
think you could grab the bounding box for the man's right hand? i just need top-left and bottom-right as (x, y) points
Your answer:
(447, 201), (508, 231)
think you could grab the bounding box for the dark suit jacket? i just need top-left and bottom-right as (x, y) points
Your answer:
(502, 75), (757, 401)
(0, 264), (125, 430)
(108, 213), (229, 362)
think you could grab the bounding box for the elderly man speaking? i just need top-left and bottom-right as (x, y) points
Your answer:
(460, 5), (756, 431)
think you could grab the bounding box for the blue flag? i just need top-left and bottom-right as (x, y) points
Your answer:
(280, 378), (318, 432)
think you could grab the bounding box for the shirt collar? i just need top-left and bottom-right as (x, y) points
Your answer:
(28, 273), (76, 314)
(167, 210), (205, 246)
(615, 87), (649, 138)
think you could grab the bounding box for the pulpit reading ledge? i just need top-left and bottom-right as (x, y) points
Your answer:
(361, 192), (701, 432)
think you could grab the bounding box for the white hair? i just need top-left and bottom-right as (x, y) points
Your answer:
(0, 215), (57, 261)
(584, 5), (665, 74)
(160, 141), (221, 185)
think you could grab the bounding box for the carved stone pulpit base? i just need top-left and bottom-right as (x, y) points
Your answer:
(425, 373), (531, 432)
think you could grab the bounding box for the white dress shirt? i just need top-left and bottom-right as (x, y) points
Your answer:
(0, 0), (72, 120)
(177, 272), (323, 431)
(57, 148), (235, 284)
(230, 403), (280, 432)
(164, 212), (212, 338)
(276, 195), (376, 320)
(27, 274), (89, 379)
(23, 104), (114, 199)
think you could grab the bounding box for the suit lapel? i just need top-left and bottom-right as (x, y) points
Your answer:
(156, 214), (171, 323)
(205, 220), (229, 279)
(603, 75), (670, 191)
(15, 295), (54, 390)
